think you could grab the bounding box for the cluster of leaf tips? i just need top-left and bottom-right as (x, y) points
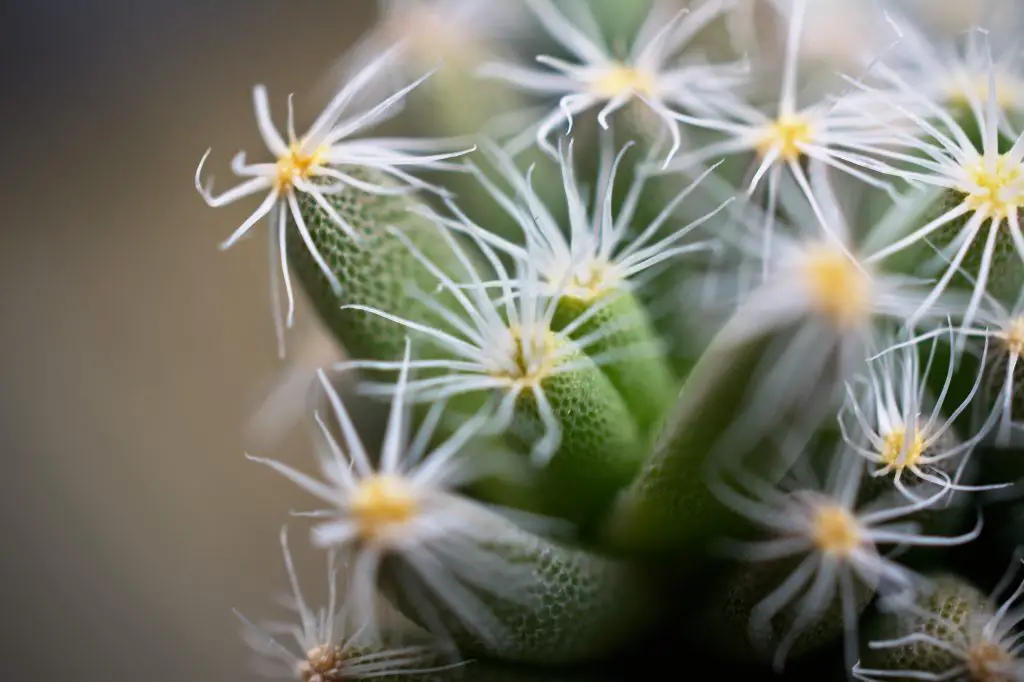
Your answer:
(194, 0), (1024, 680)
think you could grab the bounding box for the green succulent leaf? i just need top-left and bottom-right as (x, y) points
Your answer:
(384, 512), (663, 666)
(695, 554), (875, 667)
(860, 573), (993, 677)
(926, 192), (1024, 308)
(553, 289), (678, 441)
(504, 342), (645, 527)
(289, 172), (466, 365)
(601, 326), (774, 556)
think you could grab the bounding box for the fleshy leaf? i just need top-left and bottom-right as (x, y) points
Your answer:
(383, 512), (663, 666)
(553, 289), (678, 441)
(504, 336), (646, 528)
(926, 190), (1024, 308)
(693, 554), (875, 667)
(859, 573), (993, 675)
(288, 171), (465, 364)
(601, 328), (777, 556)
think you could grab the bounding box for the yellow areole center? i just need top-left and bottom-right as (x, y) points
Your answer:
(591, 64), (657, 99)
(812, 505), (862, 557)
(801, 246), (873, 330)
(947, 71), (1018, 110)
(500, 325), (561, 389)
(298, 644), (343, 682)
(349, 475), (418, 541)
(1002, 317), (1024, 356)
(963, 154), (1024, 221)
(755, 114), (815, 162)
(275, 143), (326, 192)
(561, 260), (617, 302)
(880, 427), (926, 469)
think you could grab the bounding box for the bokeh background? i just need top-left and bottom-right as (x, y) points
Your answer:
(0, 2), (1008, 681)
(0, 3), (377, 681)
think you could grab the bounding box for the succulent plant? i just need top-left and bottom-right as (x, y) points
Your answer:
(194, 0), (1024, 679)
(855, 558), (1024, 682)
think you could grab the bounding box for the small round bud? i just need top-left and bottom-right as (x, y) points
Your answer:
(298, 645), (344, 682)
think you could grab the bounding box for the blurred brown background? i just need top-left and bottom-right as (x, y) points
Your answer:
(0, 3), (380, 680)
